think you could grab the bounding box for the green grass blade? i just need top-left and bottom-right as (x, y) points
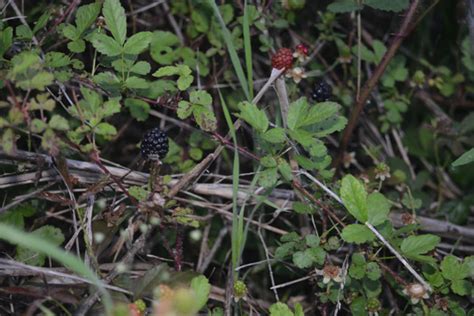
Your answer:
(208, 0), (250, 101)
(243, 0), (254, 99)
(218, 92), (241, 276)
(0, 223), (112, 313)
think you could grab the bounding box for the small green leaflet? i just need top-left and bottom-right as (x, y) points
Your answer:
(341, 224), (375, 244)
(452, 148), (474, 167)
(400, 234), (440, 263)
(340, 175), (368, 222)
(103, 0), (127, 45)
(237, 101), (269, 133)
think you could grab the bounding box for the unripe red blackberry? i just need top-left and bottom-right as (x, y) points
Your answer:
(271, 48), (294, 70)
(312, 81), (332, 102)
(140, 128), (169, 160)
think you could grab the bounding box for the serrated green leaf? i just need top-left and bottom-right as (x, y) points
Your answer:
(124, 98), (150, 121)
(287, 97), (309, 131)
(312, 115), (347, 137)
(177, 101), (193, 119)
(45, 52), (71, 68)
(0, 27), (13, 57)
(341, 224), (375, 244)
(150, 31), (180, 65)
(277, 158), (293, 181)
(190, 275), (211, 310)
(451, 279), (472, 296)
(103, 0), (127, 45)
(68, 39), (86, 53)
(125, 76), (149, 89)
(261, 156), (277, 168)
(102, 99), (121, 117)
(48, 115), (69, 131)
(441, 255), (470, 281)
(340, 175), (368, 222)
(130, 61), (151, 75)
(293, 250), (313, 269)
(262, 128), (286, 143)
(123, 31), (152, 55)
(367, 192), (391, 226)
(75, 2), (101, 34)
(401, 234), (440, 258)
(305, 234), (320, 247)
(269, 302), (294, 316)
(62, 24), (78, 40)
(193, 106), (217, 132)
(237, 101), (268, 133)
(31, 119), (48, 133)
(128, 186), (149, 201)
(190, 91), (213, 106)
(301, 102), (340, 127)
(258, 167), (278, 188)
(91, 33), (122, 56)
(366, 262), (381, 280)
(95, 122), (117, 136)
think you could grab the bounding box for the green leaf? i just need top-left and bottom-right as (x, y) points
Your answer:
(340, 175), (368, 222)
(366, 262), (381, 280)
(293, 202), (315, 214)
(177, 101), (193, 119)
(258, 167), (278, 188)
(128, 186), (149, 201)
(341, 224), (375, 244)
(193, 106), (217, 132)
(261, 156), (277, 168)
(45, 52), (71, 68)
(125, 76), (150, 90)
(401, 234), (440, 258)
(95, 122), (117, 137)
(68, 39), (86, 53)
(123, 31), (152, 55)
(237, 101), (269, 133)
(300, 101), (340, 127)
(305, 234), (320, 248)
(49, 115), (70, 131)
(75, 2), (101, 34)
(452, 148), (474, 167)
(262, 128), (286, 144)
(16, 225), (65, 266)
(440, 255), (470, 281)
(31, 119), (48, 133)
(102, 99), (121, 117)
(2, 128), (16, 154)
(91, 33), (122, 56)
(190, 90), (213, 106)
(307, 247), (326, 266)
(364, 0), (409, 12)
(287, 97), (309, 131)
(152, 65), (194, 91)
(327, 0), (362, 13)
(367, 192), (391, 226)
(349, 253), (366, 279)
(103, 0), (127, 45)
(124, 98), (150, 121)
(269, 302), (294, 316)
(190, 275), (211, 310)
(277, 158), (293, 182)
(150, 31), (180, 65)
(451, 279), (472, 296)
(0, 27), (13, 57)
(62, 24), (78, 40)
(130, 61), (151, 75)
(293, 250), (313, 269)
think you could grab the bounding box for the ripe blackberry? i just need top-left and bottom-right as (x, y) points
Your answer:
(140, 128), (169, 160)
(312, 81), (332, 102)
(271, 48), (294, 70)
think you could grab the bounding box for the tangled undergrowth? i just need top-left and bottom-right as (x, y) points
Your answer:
(0, 0), (473, 315)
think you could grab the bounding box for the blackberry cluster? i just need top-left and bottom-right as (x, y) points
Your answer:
(140, 128), (169, 160)
(312, 81), (332, 102)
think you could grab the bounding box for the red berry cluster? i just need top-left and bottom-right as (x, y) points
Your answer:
(271, 44), (309, 70)
(271, 48), (294, 70)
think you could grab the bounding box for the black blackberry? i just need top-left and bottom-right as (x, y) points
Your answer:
(140, 128), (169, 160)
(312, 81), (332, 102)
